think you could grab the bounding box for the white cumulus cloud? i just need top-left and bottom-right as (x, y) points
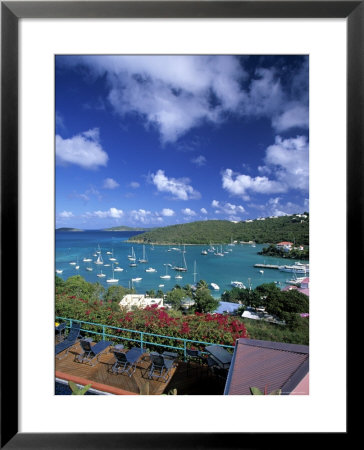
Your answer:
(56, 128), (108, 169)
(86, 207), (123, 219)
(103, 178), (119, 189)
(151, 169), (200, 200)
(222, 168), (286, 197)
(181, 208), (196, 216)
(58, 210), (74, 218)
(161, 208), (175, 217)
(263, 135), (309, 191)
(211, 200), (245, 218)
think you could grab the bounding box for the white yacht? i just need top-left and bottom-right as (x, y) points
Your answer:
(56, 269), (63, 274)
(231, 281), (246, 289)
(97, 270), (106, 278)
(114, 266), (124, 272)
(145, 267), (157, 273)
(210, 283), (220, 290)
(160, 266), (171, 279)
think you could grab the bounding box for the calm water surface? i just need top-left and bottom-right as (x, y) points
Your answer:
(55, 231), (307, 298)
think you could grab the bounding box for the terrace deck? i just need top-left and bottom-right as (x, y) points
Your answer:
(55, 341), (226, 395)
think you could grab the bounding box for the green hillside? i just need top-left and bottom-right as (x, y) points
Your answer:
(127, 214), (309, 245)
(103, 225), (151, 231)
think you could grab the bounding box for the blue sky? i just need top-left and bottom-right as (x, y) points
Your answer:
(55, 55), (309, 229)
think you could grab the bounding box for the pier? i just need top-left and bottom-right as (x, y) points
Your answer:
(254, 264), (280, 269)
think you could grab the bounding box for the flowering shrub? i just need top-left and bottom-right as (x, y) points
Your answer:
(55, 293), (248, 348)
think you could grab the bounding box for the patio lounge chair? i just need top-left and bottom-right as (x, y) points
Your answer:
(55, 321), (81, 359)
(55, 322), (66, 341)
(148, 353), (176, 382)
(186, 349), (205, 364)
(111, 347), (144, 377)
(205, 355), (221, 377)
(75, 339), (112, 366)
(186, 348), (205, 375)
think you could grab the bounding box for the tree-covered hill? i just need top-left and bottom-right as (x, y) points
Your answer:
(127, 214), (309, 245)
(102, 225), (152, 231)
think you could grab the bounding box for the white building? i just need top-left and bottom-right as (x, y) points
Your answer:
(119, 294), (164, 311)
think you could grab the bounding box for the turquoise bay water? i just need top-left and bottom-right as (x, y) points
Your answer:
(55, 230), (307, 298)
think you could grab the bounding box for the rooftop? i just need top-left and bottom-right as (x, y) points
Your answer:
(224, 339), (309, 395)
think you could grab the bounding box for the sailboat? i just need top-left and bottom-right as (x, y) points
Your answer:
(173, 250), (187, 272)
(56, 269), (63, 274)
(106, 264), (119, 283)
(129, 249), (137, 266)
(75, 257), (80, 270)
(207, 243), (215, 253)
(82, 255), (92, 262)
(109, 249), (117, 262)
(214, 245), (224, 256)
(85, 261), (93, 271)
(160, 265), (171, 279)
(94, 252), (104, 265)
(138, 245), (148, 263)
(96, 244), (101, 254)
(128, 247), (136, 261)
(114, 265), (124, 272)
(97, 269), (106, 278)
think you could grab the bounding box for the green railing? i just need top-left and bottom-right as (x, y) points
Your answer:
(56, 316), (234, 360)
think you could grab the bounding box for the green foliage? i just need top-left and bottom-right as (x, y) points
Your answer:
(61, 275), (105, 302)
(243, 312), (309, 345)
(68, 381), (92, 395)
(194, 288), (220, 313)
(165, 287), (186, 309)
(250, 386), (282, 395)
(128, 215), (309, 245)
(259, 244), (309, 260)
(55, 276), (65, 288)
(104, 285), (134, 303)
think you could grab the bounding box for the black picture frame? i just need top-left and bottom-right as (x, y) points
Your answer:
(1, 1), (355, 448)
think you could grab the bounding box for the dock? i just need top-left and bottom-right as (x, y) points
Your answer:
(254, 264), (280, 269)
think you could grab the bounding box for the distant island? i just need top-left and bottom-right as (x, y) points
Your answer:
(127, 214), (309, 246)
(56, 227), (83, 232)
(102, 225), (152, 232)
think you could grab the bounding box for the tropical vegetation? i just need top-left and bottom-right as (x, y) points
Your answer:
(55, 275), (309, 347)
(258, 244), (309, 260)
(127, 214), (309, 245)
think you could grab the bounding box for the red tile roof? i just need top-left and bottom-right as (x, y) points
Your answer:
(224, 339), (309, 395)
